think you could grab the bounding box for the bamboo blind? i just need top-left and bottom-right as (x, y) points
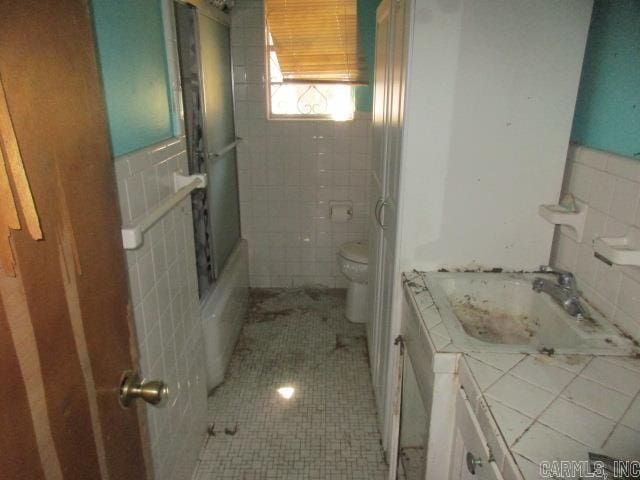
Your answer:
(265, 0), (368, 84)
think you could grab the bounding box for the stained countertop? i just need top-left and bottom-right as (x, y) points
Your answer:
(403, 271), (640, 480)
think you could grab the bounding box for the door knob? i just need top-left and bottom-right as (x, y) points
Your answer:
(119, 370), (169, 408)
(466, 451), (483, 475)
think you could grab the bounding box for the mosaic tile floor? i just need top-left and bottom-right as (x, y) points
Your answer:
(194, 288), (388, 480)
(398, 447), (425, 480)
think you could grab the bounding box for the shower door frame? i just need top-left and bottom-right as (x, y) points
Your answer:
(196, 4), (242, 279)
(175, 0), (242, 288)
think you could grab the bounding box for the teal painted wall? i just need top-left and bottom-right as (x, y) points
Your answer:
(571, 0), (640, 159)
(355, 0), (380, 112)
(91, 0), (173, 156)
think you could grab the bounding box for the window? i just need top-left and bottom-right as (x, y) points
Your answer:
(264, 0), (367, 120)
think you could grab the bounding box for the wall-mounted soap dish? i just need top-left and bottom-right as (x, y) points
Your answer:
(539, 194), (587, 242)
(593, 236), (640, 267)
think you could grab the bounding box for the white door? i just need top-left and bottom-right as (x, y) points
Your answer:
(377, 0), (408, 418)
(368, 0), (392, 398)
(369, 0), (409, 445)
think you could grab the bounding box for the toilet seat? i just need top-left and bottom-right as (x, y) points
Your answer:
(338, 241), (368, 264)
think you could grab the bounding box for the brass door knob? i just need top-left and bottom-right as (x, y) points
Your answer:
(119, 370), (169, 408)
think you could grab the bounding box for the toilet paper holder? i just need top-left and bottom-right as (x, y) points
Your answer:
(330, 201), (353, 222)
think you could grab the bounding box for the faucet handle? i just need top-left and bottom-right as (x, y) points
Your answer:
(557, 272), (575, 287)
(539, 265), (574, 286)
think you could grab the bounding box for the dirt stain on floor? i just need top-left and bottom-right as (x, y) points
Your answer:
(334, 333), (367, 352)
(248, 287), (346, 324)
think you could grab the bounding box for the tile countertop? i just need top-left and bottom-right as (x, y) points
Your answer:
(402, 271), (640, 480)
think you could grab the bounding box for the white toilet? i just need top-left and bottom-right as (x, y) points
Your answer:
(337, 240), (369, 323)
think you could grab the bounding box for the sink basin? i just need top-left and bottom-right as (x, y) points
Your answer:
(422, 272), (634, 355)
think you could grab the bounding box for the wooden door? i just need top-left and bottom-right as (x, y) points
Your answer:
(0, 1), (149, 479)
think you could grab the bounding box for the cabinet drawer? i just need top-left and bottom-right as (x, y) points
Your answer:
(454, 388), (504, 480)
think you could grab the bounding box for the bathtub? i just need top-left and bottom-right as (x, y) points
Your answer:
(199, 239), (249, 391)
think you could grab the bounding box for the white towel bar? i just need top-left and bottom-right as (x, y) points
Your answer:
(209, 137), (242, 159)
(121, 172), (207, 250)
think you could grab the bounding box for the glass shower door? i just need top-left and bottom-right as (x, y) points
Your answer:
(197, 9), (241, 278)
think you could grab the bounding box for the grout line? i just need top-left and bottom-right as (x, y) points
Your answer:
(579, 368), (640, 398)
(501, 353), (528, 375)
(601, 388), (640, 449)
(508, 356), (592, 449)
(600, 355), (640, 375)
(466, 355), (514, 380)
(483, 396), (536, 448)
(558, 386), (631, 423)
(467, 351), (527, 377)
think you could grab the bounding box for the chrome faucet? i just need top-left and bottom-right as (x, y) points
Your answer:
(532, 266), (590, 319)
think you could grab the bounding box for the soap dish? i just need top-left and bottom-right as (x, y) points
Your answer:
(538, 201), (588, 242)
(593, 236), (640, 267)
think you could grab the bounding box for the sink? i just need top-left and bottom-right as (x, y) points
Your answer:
(422, 272), (634, 355)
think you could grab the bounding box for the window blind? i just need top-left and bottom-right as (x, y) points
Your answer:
(265, 0), (368, 85)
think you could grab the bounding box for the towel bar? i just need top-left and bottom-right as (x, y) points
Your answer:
(121, 172), (207, 250)
(208, 137), (242, 159)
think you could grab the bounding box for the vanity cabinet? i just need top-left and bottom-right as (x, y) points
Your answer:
(398, 288), (507, 480)
(399, 290), (458, 479)
(450, 388), (504, 480)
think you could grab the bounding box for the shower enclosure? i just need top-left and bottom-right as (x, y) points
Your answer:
(175, 0), (241, 297)
(174, 1), (248, 391)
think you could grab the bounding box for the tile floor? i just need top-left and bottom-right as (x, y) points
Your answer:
(398, 447), (425, 480)
(193, 288), (388, 479)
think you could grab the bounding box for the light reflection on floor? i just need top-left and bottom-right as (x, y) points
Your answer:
(277, 386), (295, 400)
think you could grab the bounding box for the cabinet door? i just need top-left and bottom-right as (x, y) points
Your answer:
(380, 0), (408, 250)
(368, 0), (392, 397)
(374, 0), (409, 425)
(450, 389), (504, 480)
(371, 0), (392, 191)
(369, 0), (410, 450)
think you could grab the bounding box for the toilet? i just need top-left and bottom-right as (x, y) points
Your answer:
(337, 240), (369, 323)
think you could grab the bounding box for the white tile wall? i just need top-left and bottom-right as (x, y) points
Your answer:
(231, 0), (373, 288)
(551, 144), (640, 342)
(114, 137), (207, 480)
